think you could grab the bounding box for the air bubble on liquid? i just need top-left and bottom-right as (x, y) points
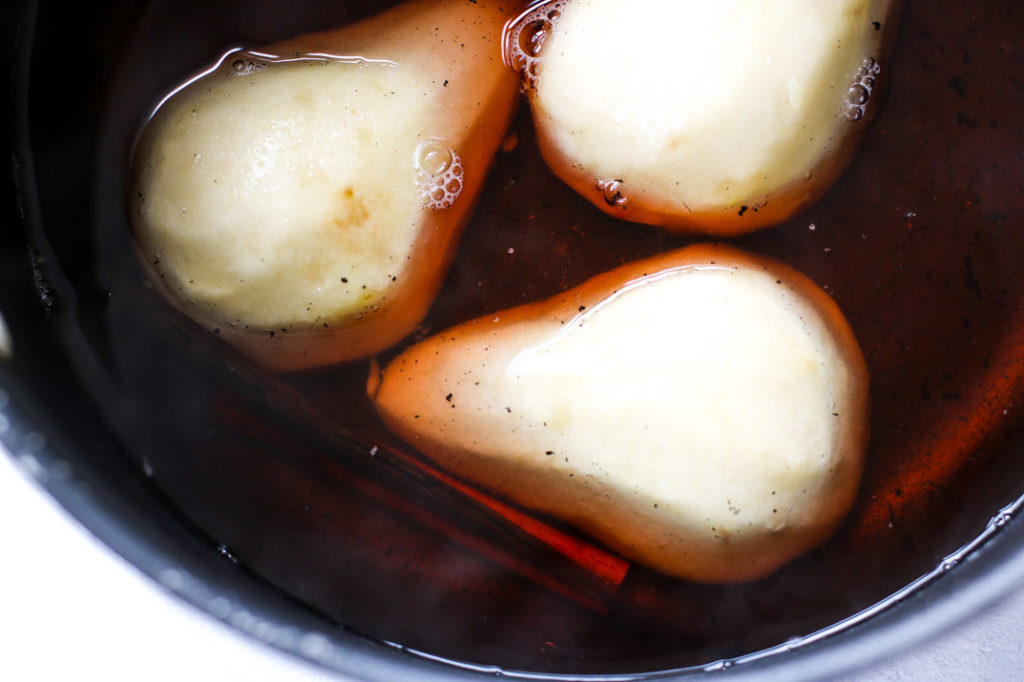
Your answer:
(415, 139), (464, 210)
(596, 178), (630, 208)
(229, 57), (266, 77)
(844, 58), (881, 122)
(503, 1), (565, 90)
(991, 512), (1012, 529)
(848, 84), (869, 106)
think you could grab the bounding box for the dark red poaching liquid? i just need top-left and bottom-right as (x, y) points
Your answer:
(61, 0), (1024, 675)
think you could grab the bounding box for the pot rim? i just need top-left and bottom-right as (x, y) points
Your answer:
(5, 0), (1024, 678)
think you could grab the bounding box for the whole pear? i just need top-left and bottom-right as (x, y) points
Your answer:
(370, 244), (870, 582)
(510, 0), (900, 235)
(131, 0), (520, 370)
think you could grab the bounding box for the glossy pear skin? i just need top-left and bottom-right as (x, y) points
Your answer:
(131, 0), (520, 371)
(369, 244), (870, 582)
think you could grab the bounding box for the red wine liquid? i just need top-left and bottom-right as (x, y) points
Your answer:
(27, 0), (1024, 675)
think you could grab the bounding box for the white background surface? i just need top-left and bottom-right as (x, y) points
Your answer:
(3, 447), (1023, 682)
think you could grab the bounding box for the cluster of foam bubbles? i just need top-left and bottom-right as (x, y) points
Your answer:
(415, 139), (464, 210)
(844, 58), (882, 122)
(502, 1), (565, 90)
(227, 53), (269, 77)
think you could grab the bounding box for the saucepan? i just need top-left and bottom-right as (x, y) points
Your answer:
(4, 0), (1023, 679)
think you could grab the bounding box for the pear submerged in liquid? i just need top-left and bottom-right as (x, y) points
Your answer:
(369, 244), (870, 582)
(130, 0), (519, 371)
(509, 0), (899, 235)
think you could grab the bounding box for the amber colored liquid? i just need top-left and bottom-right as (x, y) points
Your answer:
(25, 0), (1024, 675)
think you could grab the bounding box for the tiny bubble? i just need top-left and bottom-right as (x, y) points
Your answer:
(518, 20), (551, 58)
(416, 140), (454, 176)
(218, 545), (239, 564)
(847, 84), (870, 106)
(597, 179), (629, 207)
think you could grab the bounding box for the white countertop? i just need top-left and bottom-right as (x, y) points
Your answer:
(2, 447), (1022, 682)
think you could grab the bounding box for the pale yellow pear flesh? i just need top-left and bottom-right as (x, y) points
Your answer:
(369, 244), (870, 582)
(521, 0), (897, 235)
(130, 0), (519, 371)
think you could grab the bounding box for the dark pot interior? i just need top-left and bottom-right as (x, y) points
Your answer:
(4, 0), (1024, 679)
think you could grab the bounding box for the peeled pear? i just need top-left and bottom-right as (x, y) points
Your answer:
(508, 0), (898, 235)
(130, 0), (519, 371)
(369, 244), (869, 582)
